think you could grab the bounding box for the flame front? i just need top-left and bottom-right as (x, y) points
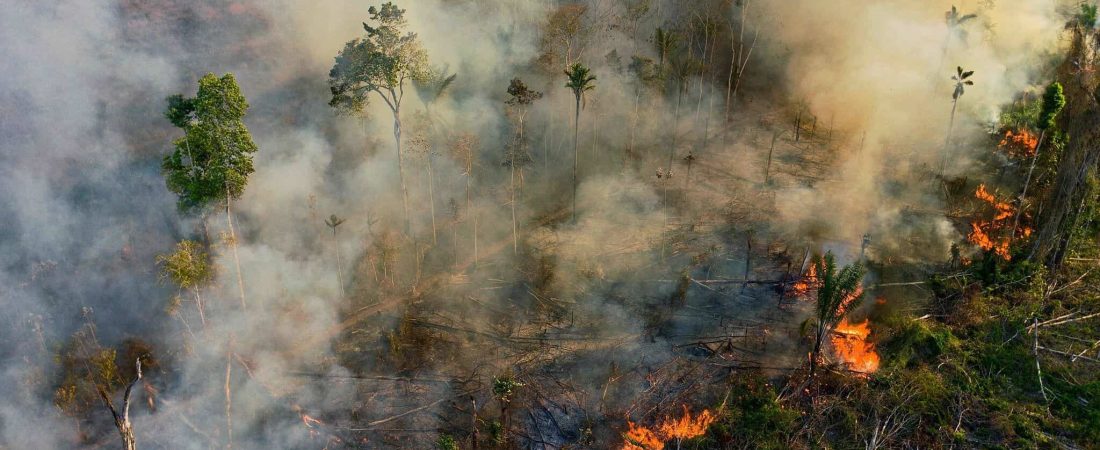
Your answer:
(790, 263), (819, 298)
(968, 184), (1030, 260)
(620, 406), (716, 450)
(831, 318), (880, 373)
(999, 129), (1038, 158)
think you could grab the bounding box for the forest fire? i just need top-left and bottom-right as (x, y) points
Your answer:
(789, 263), (819, 298)
(831, 318), (879, 373)
(968, 184), (1029, 260)
(621, 406), (716, 450)
(999, 129), (1038, 158)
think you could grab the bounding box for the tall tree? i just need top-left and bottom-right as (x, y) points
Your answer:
(939, 6), (977, 73)
(329, 2), (430, 234)
(414, 68), (457, 245)
(1012, 82), (1066, 239)
(564, 63), (596, 222)
(163, 73), (258, 309)
(506, 78), (543, 253)
(940, 66), (974, 179)
(326, 214), (348, 297)
(808, 252), (866, 379)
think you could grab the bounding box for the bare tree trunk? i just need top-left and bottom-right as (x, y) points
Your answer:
(332, 228), (345, 298)
(765, 131), (778, 184)
(940, 99), (959, 180)
(394, 112), (411, 235)
(572, 95), (581, 223)
(193, 291), (206, 328)
(99, 360), (142, 450)
(1012, 129), (1047, 239)
(427, 147), (437, 245)
(511, 151), (519, 254)
(225, 189), (246, 309)
(225, 348), (233, 450)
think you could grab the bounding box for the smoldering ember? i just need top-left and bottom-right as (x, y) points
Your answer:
(4, 0), (1100, 448)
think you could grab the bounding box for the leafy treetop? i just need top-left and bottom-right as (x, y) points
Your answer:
(329, 2), (429, 115)
(162, 73), (258, 212)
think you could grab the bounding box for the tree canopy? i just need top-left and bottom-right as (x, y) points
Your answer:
(329, 2), (429, 115)
(162, 73), (258, 212)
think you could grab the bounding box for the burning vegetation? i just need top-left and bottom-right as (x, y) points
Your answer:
(968, 184), (1030, 260)
(7, 0), (1100, 449)
(999, 129), (1039, 158)
(831, 318), (880, 373)
(621, 406), (716, 450)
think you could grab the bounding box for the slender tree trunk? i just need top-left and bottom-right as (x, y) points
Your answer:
(225, 190), (246, 309)
(427, 147), (437, 245)
(765, 131), (778, 184)
(394, 112), (411, 235)
(511, 150), (519, 254)
(332, 228), (345, 297)
(1012, 129), (1047, 239)
(809, 326), (825, 379)
(941, 99), (959, 179)
(225, 348), (233, 450)
(572, 95), (581, 223)
(193, 290), (206, 328)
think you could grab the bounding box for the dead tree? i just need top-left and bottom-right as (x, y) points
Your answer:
(97, 359), (143, 450)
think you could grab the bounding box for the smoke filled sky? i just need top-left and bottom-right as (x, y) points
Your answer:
(0, 0), (1070, 448)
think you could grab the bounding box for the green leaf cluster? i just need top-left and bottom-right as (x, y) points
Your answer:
(162, 73), (258, 211)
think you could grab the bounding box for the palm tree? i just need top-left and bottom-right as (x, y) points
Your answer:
(565, 63), (596, 222)
(939, 6), (977, 73)
(325, 214), (347, 297)
(808, 252), (866, 379)
(941, 66), (974, 179)
(653, 27), (678, 77)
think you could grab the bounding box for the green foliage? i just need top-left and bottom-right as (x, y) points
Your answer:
(414, 66), (457, 108)
(328, 1), (429, 115)
(492, 374), (523, 403)
(436, 434), (458, 450)
(162, 73), (258, 211)
(1038, 82), (1066, 130)
(564, 63), (597, 107)
(999, 98), (1040, 130)
(156, 240), (214, 290)
(881, 319), (958, 368)
(952, 66), (975, 100)
(701, 373), (797, 449)
(1079, 3), (1098, 29)
(815, 252), (867, 330)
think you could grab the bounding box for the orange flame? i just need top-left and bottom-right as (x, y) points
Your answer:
(790, 263), (819, 298)
(620, 406), (716, 450)
(831, 318), (880, 373)
(998, 130), (1038, 158)
(968, 184), (1030, 260)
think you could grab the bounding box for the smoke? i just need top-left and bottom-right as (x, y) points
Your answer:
(0, 0), (1070, 448)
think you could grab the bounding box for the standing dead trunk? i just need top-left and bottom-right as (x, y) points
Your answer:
(394, 113), (411, 235)
(427, 146), (438, 245)
(572, 94), (581, 223)
(98, 359), (143, 450)
(225, 348), (233, 450)
(193, 291), (206, 328)
(1011, 129), (1047, 239)
(940, 98), (959, 180)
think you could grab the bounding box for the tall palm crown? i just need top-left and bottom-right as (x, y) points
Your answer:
(945, 5), (978, 38)
(814, 253), (866, 329)
(564, 63), (597, 107)
(952, 66), (974, 100)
